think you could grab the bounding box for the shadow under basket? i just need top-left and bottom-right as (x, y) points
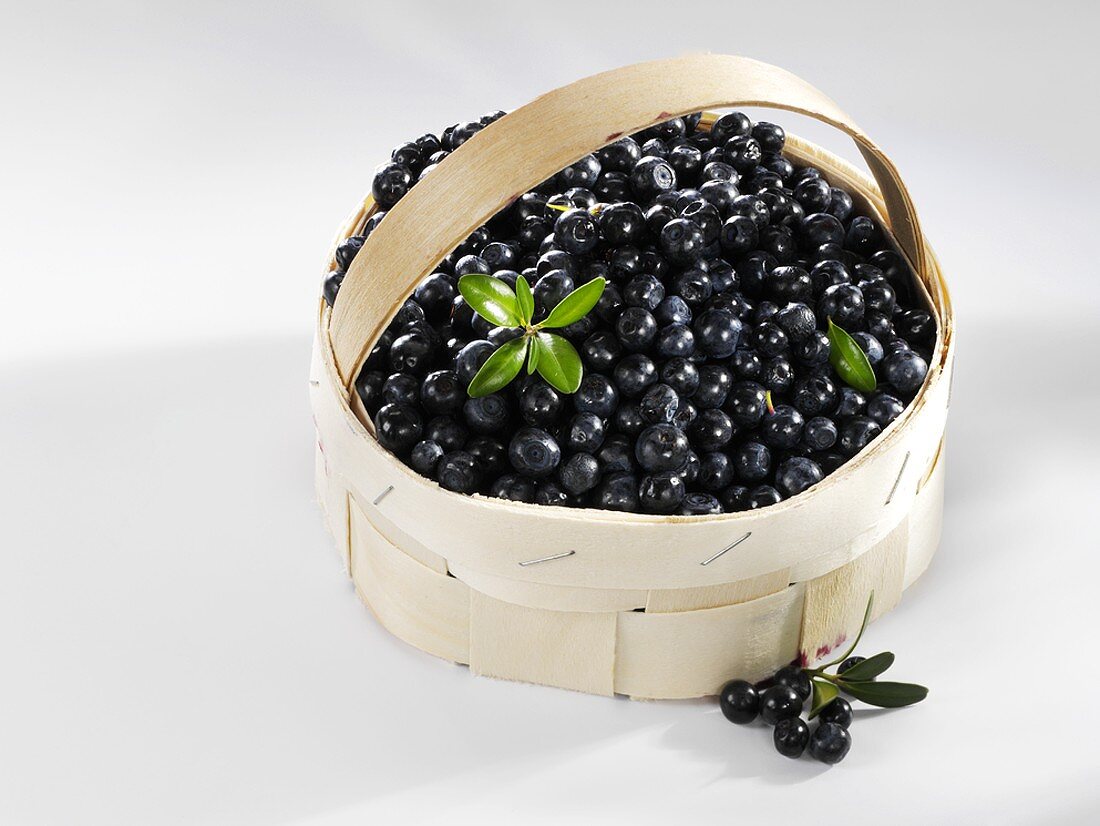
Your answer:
(309, 55), (954, 700)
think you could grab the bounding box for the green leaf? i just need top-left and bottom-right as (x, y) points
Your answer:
(534, 332), (583, 394)
(838, 680), (928, 708)
(839, 651), (895, 681)
(458, 274), (520, 328)
(820, 591), (875, 668)
(526, 334), (540, 374)
(827, 318), (878, 393)
(515, 274), (534, 326)
(541, 278), (606, 329)
(809, 679), (839, 719)
(467, 337), (528, 397)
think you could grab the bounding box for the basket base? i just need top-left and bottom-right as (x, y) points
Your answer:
(316, 442), (945, 700)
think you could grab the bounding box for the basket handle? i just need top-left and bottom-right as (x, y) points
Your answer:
(330, 54), (926, 387)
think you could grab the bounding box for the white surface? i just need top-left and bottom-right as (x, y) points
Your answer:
(2, 2), (1099, 824)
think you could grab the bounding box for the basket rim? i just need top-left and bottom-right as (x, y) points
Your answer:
(316, 123), (954, 528)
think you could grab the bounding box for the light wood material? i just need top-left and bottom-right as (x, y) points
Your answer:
(330, 54), (928, 387)
(310, 56), (954, 699)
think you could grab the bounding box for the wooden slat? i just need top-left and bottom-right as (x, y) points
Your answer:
(645, 568), (790, 614)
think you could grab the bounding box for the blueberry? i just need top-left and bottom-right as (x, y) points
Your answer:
(614, 401), (646, 436)
(630, 155), (677, 197)
(693, 364), (732, 409)
(775, 302), (816, 342)
(794, 176), (831, 214)
(597, 137), (642, 173)
(792, 374), (838, 417)
(659, 218), (706, 264)
(515, 378), (563, 426)
(766, 265), (813, 303)
(819, 697), (853, 729)
(466, 436), (506, 477)
(734, 441), (771, 482)
(834, 387), (867, 418)
(896, 308), (935, 344)
(882, 349), (929, 395)
(335, 235), (366, 271)
(753, 321), (789, 358)
(615, 307), (658, 351)
(800, 212), (845, 249)
(421, 370), (463, 415)
(776, 457), (824, 497)
(382, 372), (420, 407)
(679, 492), (722, 515)
(560, 452), (601, 495)
(624, 275), (665, 311)
(853, 332), (885, 365)
(463, 394), (510, 434)
(690, 408), (734, 451)
(455, 340), (495, 384)
(554, 208), (599, 254)
(655, 295), (693, 326)
(793, 331), (831, 367)
(723, 135), (762, 171)
(534, 480), (572, 507)
(589, 472), (636, 511)
(773, 664), (812, 701)
(725, 381), (768, 427)
(581, 330), (623, 372)
(374, 403), (423, 454)
(731, 349), (763, 379)
(656, 323), (696, 359)
(667, 143), (703, 181)
(719, 679), (759, 724)
(481, 241), (518, 272)
(635, 423), (691, 472)
(534, 270), (575, 314)
(491, 473), (537, 503)
(409, 440), (444, 476)
(719, 484), (751, 512)
(829, 187), (854, 221)
(837, 415), (882, 456)
(845, 215), (881, 255)
(837, 656), (866, 674)
(803, 416), (838, 450)
(773, 717), (811, 758)
(389, 330), (436, 375)
(372, 162), (414, 208)
(508, 427), (561, 479)
(759, 684), (803, 725)
(638, 473), (687, 513)
(752, 121), (785, 153)
(640, 383), (680, 424)
(355, 368), (385, 413)
(596, 434), (635, 475)
(660, 357), (700, 396)
(762, 355), (793, 392)
(565, 412), (606, 453)
(710, 112), (752, 144)
(673, 267), (713, 306)
(574, 373), (619, 417)
(809, 721), (852, 764)
(436, 451), (481, 493)
(558, 154), (601, 189)
(819, 283), (865, 328)
(762, 405), (804, 449)
(748, 485), (783, 509)
(424, 415), (467, 451)
(613, 354), (657, 398)
(322, 270), (344, 307)
(693, 308), (743, 358)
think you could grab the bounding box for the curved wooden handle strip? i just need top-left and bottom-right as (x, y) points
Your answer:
(330, 54), (926, 386)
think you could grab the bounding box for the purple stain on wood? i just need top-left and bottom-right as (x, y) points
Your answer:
(801, 633), (849, 667)
(656, 111), (673, 120)
(604, 131), (623, 142)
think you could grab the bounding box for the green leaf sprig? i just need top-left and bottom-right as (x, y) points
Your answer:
(827, 317), (878, 394)
(805, 592), (929, 716)
(458, 273), (606, 397)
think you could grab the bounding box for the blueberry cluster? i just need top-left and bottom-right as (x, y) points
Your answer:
(720, 661), (862, 764)
(325, 110), (936, 514)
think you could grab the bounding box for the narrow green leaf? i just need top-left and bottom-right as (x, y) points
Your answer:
(820, 591), (875, 668)
(541, 277), (606, 329)
(809, 679), (839, 719)
(827, 318), (878, 394)
(526, 334), (540, 374)
(515, 274), (534, 326)
(458, 274), (520, 328)
(838, 680), (928, 708)
(467, 337), (527, 398)
(840, 651), (895, 681)
(535, 332), (583, 394)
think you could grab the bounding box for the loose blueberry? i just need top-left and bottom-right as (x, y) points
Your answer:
(808, 721), (852, 764)
(719, 679), (759, 724)
(759, 684), (803, 725)
(773, 717), (811, 758)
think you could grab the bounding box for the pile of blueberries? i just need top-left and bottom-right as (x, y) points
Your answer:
(324, 109), (935, 514)
(720, 662), (857, 763)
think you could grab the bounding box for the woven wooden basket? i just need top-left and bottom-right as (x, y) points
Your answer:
(309, 55), (954, 699)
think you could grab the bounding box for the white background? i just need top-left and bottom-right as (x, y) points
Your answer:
(2, 1), (1099, 823)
